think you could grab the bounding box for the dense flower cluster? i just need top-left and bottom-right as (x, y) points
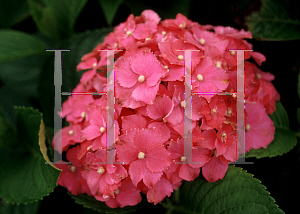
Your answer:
(53, 10), (280, 208)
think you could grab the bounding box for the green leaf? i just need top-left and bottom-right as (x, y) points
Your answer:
(0, 50), (48, 127)
(0, 199), (40, 214)
(0, 107), (60, 204)
(0, 54), (47, 98)
(246, 0), (300, 40)
(28, 0), (88, 40)
(0, 109), (18, 148)
(246, 101), (297, 158)
(164, 166), (284, 214)
(0, 0), (29, 28)
(98, 0), (124, 26)
(71, 193), (151, 214)
(0, 30), (49, 63)
(0, 88), (32, 130)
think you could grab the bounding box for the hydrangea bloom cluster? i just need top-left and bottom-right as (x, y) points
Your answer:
(53, 10), (280, 208)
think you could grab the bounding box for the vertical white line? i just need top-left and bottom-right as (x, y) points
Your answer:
(46, 49), (70, 164)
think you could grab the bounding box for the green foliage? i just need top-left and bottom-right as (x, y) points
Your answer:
(246, 0), (300, 40)
(0, 199), (40, 214)
(0, 110), (18, 148)
(246, 102), (297, 158)
(98, 0), (124, 26)
(0, 54), (47, 128)
(163, 166), (284, 214)
(0, 107), (60, 204)
(28, 0), (88, 40)
(0, 0), (29, 28)
(0, 30), (49, 63)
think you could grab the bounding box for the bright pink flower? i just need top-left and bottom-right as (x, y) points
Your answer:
(205, 95), (227, 129)
(161, 13), (193, 30)
(81, 105), (107, 150)
(223, 38), (252, 69)
(103, 177), (142, 208)
(147, 94), (174, 120)
(192, 57), (229, 93)
(197, 129), (217, 148)
(52, 124), (82, 153)
(215, 123), (235, 157)
(61, 95), (94, 124)
(147, 177), (173, 205)
(245, 102), (275, 152)
(141, 10), (161, 24)
(188, 25), (229, 57)
(202, 155), (229, 182)
(115, 50), (168, 105)
(121, 114), (147, 132)
(55, 146), (91, 196)
(115, 80), (147, 109)
(54, 9), (280, 207)
(167, 138), (211, 181)
(213, 26), (252, 39)
(116, 128), (172, 188)
(164, 81), (185, 125)
(190, 94), (210, 121)
(81, 149), (128, 197)
(114, 14), (138, 50)
(158, 35), (202, 69)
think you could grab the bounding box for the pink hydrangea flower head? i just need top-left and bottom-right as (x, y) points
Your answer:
(53, 9), (280, 207)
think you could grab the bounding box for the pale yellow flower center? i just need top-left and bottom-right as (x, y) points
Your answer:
(138, 152), (145, 159)
(68, 130), (74, 136)
(211, 109), (217, 115)
(221, 133), (227, 141)
(256, 73), (262, 79)
(100, 127), (106, 133)
(180, 100), (186, 108)
(177, 55), (184, 60)
(245, 124), (251, 131)
(227, 108), (232, 116)
(70, 165), (76, 172)
(138, 75), (145, 82)
(97, 166), (105, 174)
(215, 62), (222, 68)
(197, 74), (203, 81)
(199, 38), (205, 45)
